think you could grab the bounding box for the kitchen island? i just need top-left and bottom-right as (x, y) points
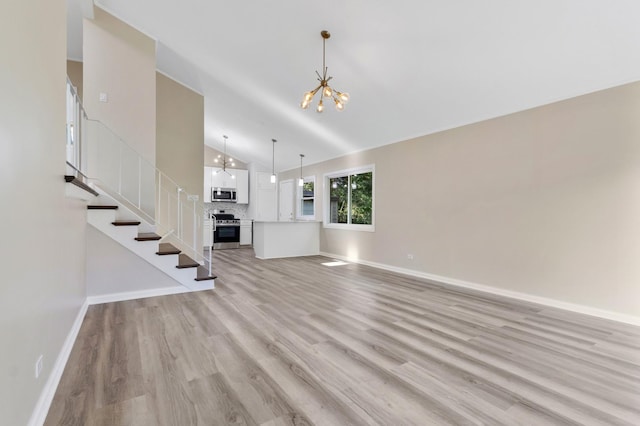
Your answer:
(252, 221), (321, 259)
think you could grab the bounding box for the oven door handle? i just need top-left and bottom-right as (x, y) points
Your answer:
(211, 215), (217, 232)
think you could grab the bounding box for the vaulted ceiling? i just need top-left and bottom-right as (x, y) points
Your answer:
(67, 0), (640, 171)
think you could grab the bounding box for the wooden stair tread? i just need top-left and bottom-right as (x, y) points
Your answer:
(156, 243), (181, 256)
(64, 175), (99, 196)
(112, 220), (141, 226)
(135, 233), (161, 241)
(176, 253), (199, 269)
(194, 265), (216, 281)
(88, 205), (118, 210)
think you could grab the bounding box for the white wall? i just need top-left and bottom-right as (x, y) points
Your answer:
(0, 0), (87, 424)
(280, 81), (640, 318)
(86, 227), (180, 296)
(247, 162), (277, 221)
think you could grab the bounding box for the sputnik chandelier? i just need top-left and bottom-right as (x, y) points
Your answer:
(214, 135), (235, 178)
(300, 30), (350, 113)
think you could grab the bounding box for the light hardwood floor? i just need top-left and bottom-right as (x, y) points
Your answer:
(45, 248), (640, 425)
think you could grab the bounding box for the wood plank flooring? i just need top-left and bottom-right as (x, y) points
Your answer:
(45, 248), (640, 425)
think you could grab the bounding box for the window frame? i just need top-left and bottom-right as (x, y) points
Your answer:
(323, 164), (375, 232)
(296, 175), (316, 220)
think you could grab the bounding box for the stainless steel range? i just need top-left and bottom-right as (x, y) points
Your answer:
(211, 213), (240, 249)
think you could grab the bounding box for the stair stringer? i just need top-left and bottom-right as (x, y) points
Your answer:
(86, 201), (214, 292)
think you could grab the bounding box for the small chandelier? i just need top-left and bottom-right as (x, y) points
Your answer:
(300, 30), (350, 113)
(214, 135), (235, 178)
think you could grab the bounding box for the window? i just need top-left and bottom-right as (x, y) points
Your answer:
(324, 165), (374, 231)
(297, 176), (315, 219)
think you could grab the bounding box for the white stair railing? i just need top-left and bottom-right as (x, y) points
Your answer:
(66, 78), (214, 277)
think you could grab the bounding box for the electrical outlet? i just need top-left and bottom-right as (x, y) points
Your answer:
(99, 92), (108, 103)
(35, 355), (43, 379)
(407, 254), (414, 260)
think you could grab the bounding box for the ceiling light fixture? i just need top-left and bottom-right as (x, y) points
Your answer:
(298, 154), (305, 187)
(300, 30), (350, 113)
(270, 138), (277, 183)
(215, 135), (236, 179)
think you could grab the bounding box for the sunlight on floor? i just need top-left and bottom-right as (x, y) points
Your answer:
(321, 260), (349, 267)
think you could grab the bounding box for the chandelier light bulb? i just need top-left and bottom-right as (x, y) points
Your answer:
(304, 91), (314, 102)
(336, 91), (350, 103)
(301, 98), (310, 109)
(317, 99), (324, 113)
(334, 99), (344, 111)
(323, 86), (333, 98)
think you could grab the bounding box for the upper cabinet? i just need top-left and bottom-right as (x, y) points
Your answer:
(234, 169), (249, 204)
(211, 168), (236, 190)
(204, 167), (249, 204)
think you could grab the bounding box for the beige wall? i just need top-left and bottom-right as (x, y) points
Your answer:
(156, 72), (204, 197)
(0, 0), (87, 424)
(83, 7), (156, 218)
(83, 7), (156, 164)
(66, 60), (83, 101)
(280, 81), (640, 317)
(156, 72), (205, 249)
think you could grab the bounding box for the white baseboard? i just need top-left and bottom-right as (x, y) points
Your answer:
(28, 300), (89, 426)
(320, 252), (640, 327)
(86, 285), (194, 305)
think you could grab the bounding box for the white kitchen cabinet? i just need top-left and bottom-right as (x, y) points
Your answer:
(240, 219), (252, 245)
(205, 167), (249, 203)
(253, 171), (277, 221)
(234, 169), (249, 204)
(211, 168), (237, 190)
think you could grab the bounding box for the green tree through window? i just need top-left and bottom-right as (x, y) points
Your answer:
(351, 172), (372, 224)
(328, 170), (373, 226)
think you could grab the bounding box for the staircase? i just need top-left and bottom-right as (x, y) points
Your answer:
(65, 78), (215, 294)
(83, 186), (215, 292)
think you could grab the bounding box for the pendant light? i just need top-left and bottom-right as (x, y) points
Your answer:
(298, 154), (305, 187)
(300, 30), (350, 113)
(270, 138), (277, 183)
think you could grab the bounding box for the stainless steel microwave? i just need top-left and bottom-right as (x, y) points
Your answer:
(212, 188), (237, 202)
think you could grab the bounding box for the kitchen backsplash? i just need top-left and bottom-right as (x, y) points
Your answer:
(205, 202), (249, 219)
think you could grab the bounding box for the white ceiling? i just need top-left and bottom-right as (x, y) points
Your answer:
(67, 0), (640, 171)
